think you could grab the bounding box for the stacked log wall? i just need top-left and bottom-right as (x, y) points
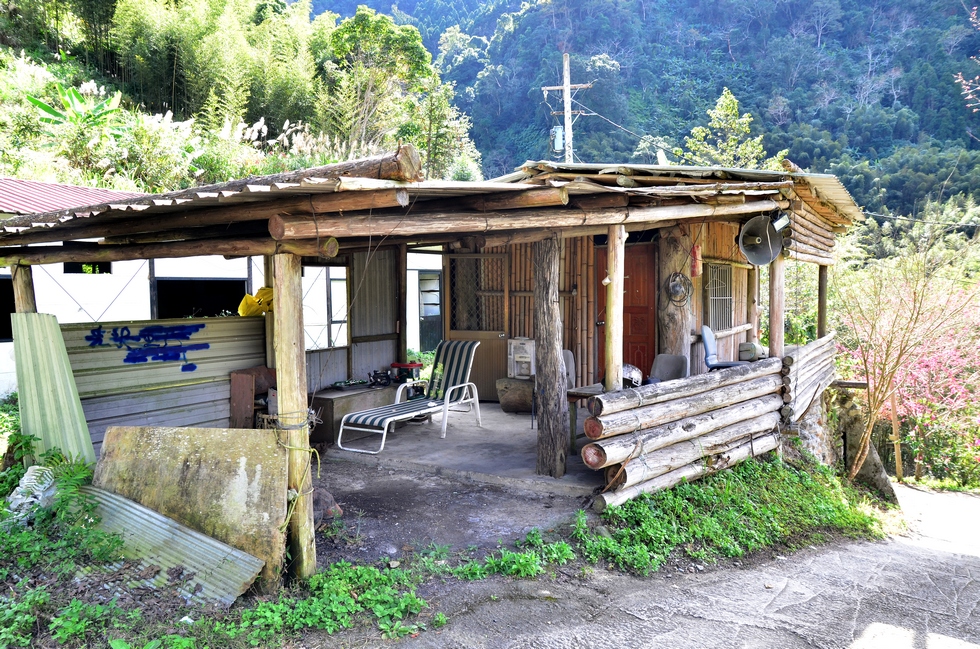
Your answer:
(581, 358), (785, 511)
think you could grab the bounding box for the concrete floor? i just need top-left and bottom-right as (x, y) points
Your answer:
(324, 402), (604, 497)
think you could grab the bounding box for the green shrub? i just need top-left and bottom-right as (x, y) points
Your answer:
(572, 457), (883, 575)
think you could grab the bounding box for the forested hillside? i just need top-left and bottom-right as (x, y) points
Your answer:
(321, 0), (980, 215)
(2, 0), (980, 215)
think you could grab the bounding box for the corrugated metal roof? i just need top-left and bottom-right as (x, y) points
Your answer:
(509, 160), (863, 223)
(0, 177), (144, 216)
(0, 153), (861, 247)
(12, 312), (95, 464)
(79, 485), (264, 608)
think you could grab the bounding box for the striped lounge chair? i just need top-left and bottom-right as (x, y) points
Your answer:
(336, 340), (482, 454)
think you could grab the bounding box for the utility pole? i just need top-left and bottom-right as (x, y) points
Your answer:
(542, 53), (592, 163)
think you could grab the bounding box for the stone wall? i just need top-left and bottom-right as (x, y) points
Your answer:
(782, 391), (838, 466)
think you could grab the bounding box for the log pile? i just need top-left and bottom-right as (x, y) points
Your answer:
(783, 204), (837, 266)
(581, 358), (784, 512)
(780, 332), (836, 423)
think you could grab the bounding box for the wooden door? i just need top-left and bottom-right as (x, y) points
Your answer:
(445, 253), (509, 401)
(596, 243), (658, 380)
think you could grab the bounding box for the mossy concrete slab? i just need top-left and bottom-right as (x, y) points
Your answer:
(93, 425), (287, 587)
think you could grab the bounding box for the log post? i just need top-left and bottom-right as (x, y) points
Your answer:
(604, 225), (626, 391)
(397, 244), (408, 364)
(264, 256), (276, 369)
(273, 253), (316, 578)
(768, 254), (785, 358)
(817, 264), (828, 339)
(534, 237), (569, 478)
(10, 264), (36, 313)
(747, 266), (759, 343)
(657, 226), (693, 357)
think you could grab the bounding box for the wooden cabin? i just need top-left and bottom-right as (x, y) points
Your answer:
(1, 146), (860, 573)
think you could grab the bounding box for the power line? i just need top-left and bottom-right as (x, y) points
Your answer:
(570, 98), (644, 139)
(863, 210), (979, 227)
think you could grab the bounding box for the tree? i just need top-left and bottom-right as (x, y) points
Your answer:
(834, 209), (980, 482)
(675, 88), (787, 170)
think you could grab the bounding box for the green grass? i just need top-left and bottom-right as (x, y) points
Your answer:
(572, 455), (885, 575)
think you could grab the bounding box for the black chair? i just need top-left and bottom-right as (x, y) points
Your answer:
(702, 325), (749, 371)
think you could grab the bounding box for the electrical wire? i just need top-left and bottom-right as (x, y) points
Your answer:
(863, 210), (978, 227)
(570, 98), (644, 139)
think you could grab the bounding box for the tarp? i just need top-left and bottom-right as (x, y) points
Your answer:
(12, 312), (95, 464)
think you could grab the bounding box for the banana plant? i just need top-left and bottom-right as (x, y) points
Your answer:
(26, 83), (124, 136)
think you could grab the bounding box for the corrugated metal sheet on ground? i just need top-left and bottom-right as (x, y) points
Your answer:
(62, 316), (266, 399)
(79, 485), (264, 608)
(83, 381), (232, 456)
(12, 313), (95, 463)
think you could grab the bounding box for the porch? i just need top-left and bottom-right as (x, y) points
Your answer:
(323, 402), (602, 497)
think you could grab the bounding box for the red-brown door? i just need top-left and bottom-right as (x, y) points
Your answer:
(596, 243), (658, 380)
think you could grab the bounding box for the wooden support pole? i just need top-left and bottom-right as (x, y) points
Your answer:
(657, 226), (693, 357)
(397, 243), (408, 364)
(533, 237), (569, 478)
(10, 264), (36, 313)
(273, 253), (316, 578)
(890, 382), (903, 482)
(768, 254), (785, 358)
(817, 264), (828, 339)
(604, 225), (626, 392)
(747, 266), (759, 343)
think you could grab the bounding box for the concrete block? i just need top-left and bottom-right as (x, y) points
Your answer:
(93, 426), (288, 588)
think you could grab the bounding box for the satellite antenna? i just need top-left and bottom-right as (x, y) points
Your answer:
(738, 213), (790, 266)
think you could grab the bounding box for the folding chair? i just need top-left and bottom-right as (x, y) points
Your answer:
(336, 340), (482, 454)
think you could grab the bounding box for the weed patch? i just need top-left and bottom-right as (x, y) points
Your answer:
(572, 456), (884, 574)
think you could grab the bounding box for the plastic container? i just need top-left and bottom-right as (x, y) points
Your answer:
(390, 362), (423, 383)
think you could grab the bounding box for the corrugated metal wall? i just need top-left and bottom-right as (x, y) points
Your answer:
(61, 316), (266, 455)
(63, 317), (266, 398)
(349, 248), (399, 378)
(306, 347), (348, 393)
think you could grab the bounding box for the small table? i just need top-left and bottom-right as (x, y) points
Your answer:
(567, 383), (604, 453)
(310, 385), (398, 445)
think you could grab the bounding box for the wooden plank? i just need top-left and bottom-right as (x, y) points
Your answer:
(229, 373), (255, 429)
(817, 265), (828, 339)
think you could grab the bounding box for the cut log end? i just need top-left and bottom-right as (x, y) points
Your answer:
(581, 443), (607, 470)
(583, 417), (605, 440)
(604, 464), (625, 490)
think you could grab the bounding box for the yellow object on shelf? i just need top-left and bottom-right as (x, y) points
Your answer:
(238, 286), (274, 316)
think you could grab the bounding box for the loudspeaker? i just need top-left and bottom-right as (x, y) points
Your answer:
(738, 214), (784, 266)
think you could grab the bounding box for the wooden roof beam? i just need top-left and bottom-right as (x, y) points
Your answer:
(269, 198), (790, 241)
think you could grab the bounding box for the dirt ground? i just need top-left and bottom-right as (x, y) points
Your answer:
(308, 460), (980, 649)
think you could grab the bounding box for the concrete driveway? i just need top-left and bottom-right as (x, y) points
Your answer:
(396, 483), (980, 649)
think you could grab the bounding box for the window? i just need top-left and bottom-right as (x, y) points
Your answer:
(303, 265), (348, 350)
(156, 278), (247, 318)
(418, 270), (441, 352)
(704, 263), (733, 331)
(64, 262), (112, 274)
